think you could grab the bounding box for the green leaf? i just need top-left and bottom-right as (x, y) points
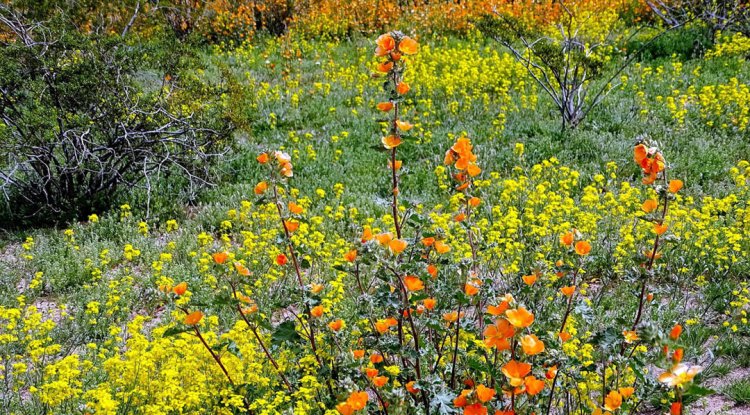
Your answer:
(162, 326), (192, 338)
(271, 320), (302, 346)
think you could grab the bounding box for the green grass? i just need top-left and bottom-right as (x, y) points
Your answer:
(724, 378), (750, 405)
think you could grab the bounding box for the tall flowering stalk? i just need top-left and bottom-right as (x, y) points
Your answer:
(631, 139), (683, 330)
(374, 31), (418, 239)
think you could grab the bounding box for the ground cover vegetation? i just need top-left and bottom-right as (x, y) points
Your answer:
(1, 1), (750, 414)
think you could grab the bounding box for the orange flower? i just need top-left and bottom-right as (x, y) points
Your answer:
(361, 227), (373, 242)
(404, 275), (424, 291)
(575, 241), (591, 256)
(560, 285), (576, 297)
(622, 330), (639, 343)
(375, 33), (396, 56)
(375, 232), (393, 245)
(377, 101), (394, 112)
(502, 360), (532, 387)
(288, 202), (304, 214)
(545, 365), (558, 380)
(254, 181), (268, 195)
(328, 319), (344, 331)
(669, 179), (683, 193)
(670, 324), (683, 340)
(434, 240), (451, 254)
(670, 402), (682, 415)
(184, 311), (203, 325)
(427, 264), (438, 278)
(560, 231), (575, 246)
(475, 384), (495, 403)
(467, 163), (481, 177)
(423, 298), (436, 310)
(396, 82), (410, 94)
(276, 254), (288, 266)
(558, 331), (572, 342)
(256, 153), (269, 164)
(310, 305), (324, 318)
(464, 279), (480, 296)
(421, 237), (435, 246)
(344, 249), (358, 262)
(284, 220), (299, 233)
(352, 349), (365, 359)
(619, 387), (635, 398)
(464, 403), (487, 415)
(642, 198), (658, 213)
(372, 376), (388, 387)
(483, 318), (514, 349)
(365, 368), (379, 378)
(506, 307), (534, 328)
(522, 274), (537, 286)
(443, 310), (463, 323)
(370, 353), (384, 363)
(406, 381), (419, 394)
(604, 391), (622, 411)
(399, 36), (419, 54)
(382, 135), (402, 149)
(454, 212), (467, 222)
(654, 223), (668, 235)
(336, 403), (354, 415)
(673, 348), (684, 363)
(346, 391), (369, 410)
(172, 282), (187, 296)
(212, 252), (229, 264)
(468, 197), (481, 207)
(487, 302), (509, 316)
(634, 144), (648, 164)
(389, 239), (408, 254)
(377, 61), (393, 73)
(521, 334), (545, 355)
(525, 375), (545, 395)
(234, 261), (251, 276)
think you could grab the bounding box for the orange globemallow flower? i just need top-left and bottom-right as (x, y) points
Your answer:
(483, 318), (514, 350)
(427, 264), (438, 278)
(284, 220), (300, 233)
(502, 360), (532, 387)
(423, 298), (436, 310)
(328, 319), (344, 331)
(344, 249), (358, 262)
(623, 330), (639, 343)
(382, 135), (402, 149)
(347, 391), (369, 410)
(370, 353), (384, 363)
(184, 311), (204, 325)
(670, 323), (683, 340)
(254, 181), (268, 195)
(634, 144), (648, 163)
(396, 120), (413, 131)
(522, 274), (537, 286)
(604, 391), (623, 411)
(396, 82), (410, 94)
(560, 231), (575, 246)
(521, 334), (545, 355)
(575, 241), (591, 256)
(377, 101), (394, 112)
(212, 252), (229, 264)
(670, 402), (682, 415)
(399, 36), (419, 54)
(525, 375), (545, 395)
(310, 305), (324, 318)
(256, 153), (269, 164)
(476, 384), (495, 403)
(619, 387), (635, 398)
(506, 307), (534, 328)
(669, 179), (683, 193)
(434, 240), (451, 254)
(560, 285), (576, 297)
(406, 381), (419, 394)
(172, 282), (187, 296)
(352, 349), (365, 359)
(404, 275), (424, 291)
(487, 302), (509, 316)
(464, 279), (480, 296)
(377, 61), (393, 73)
(642, 198), (658, 213)
(373, 376), (388, 387)
(375, 33), (396, 56)
(464, 403), (487, 415)
(468, 197), (481, 207)
(389, 239), (408, 254)
(276, 254), (288, 266)
(654, 223), (668, 235)
(288, 202), (304, 214)
(234, 261), (251, 276)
